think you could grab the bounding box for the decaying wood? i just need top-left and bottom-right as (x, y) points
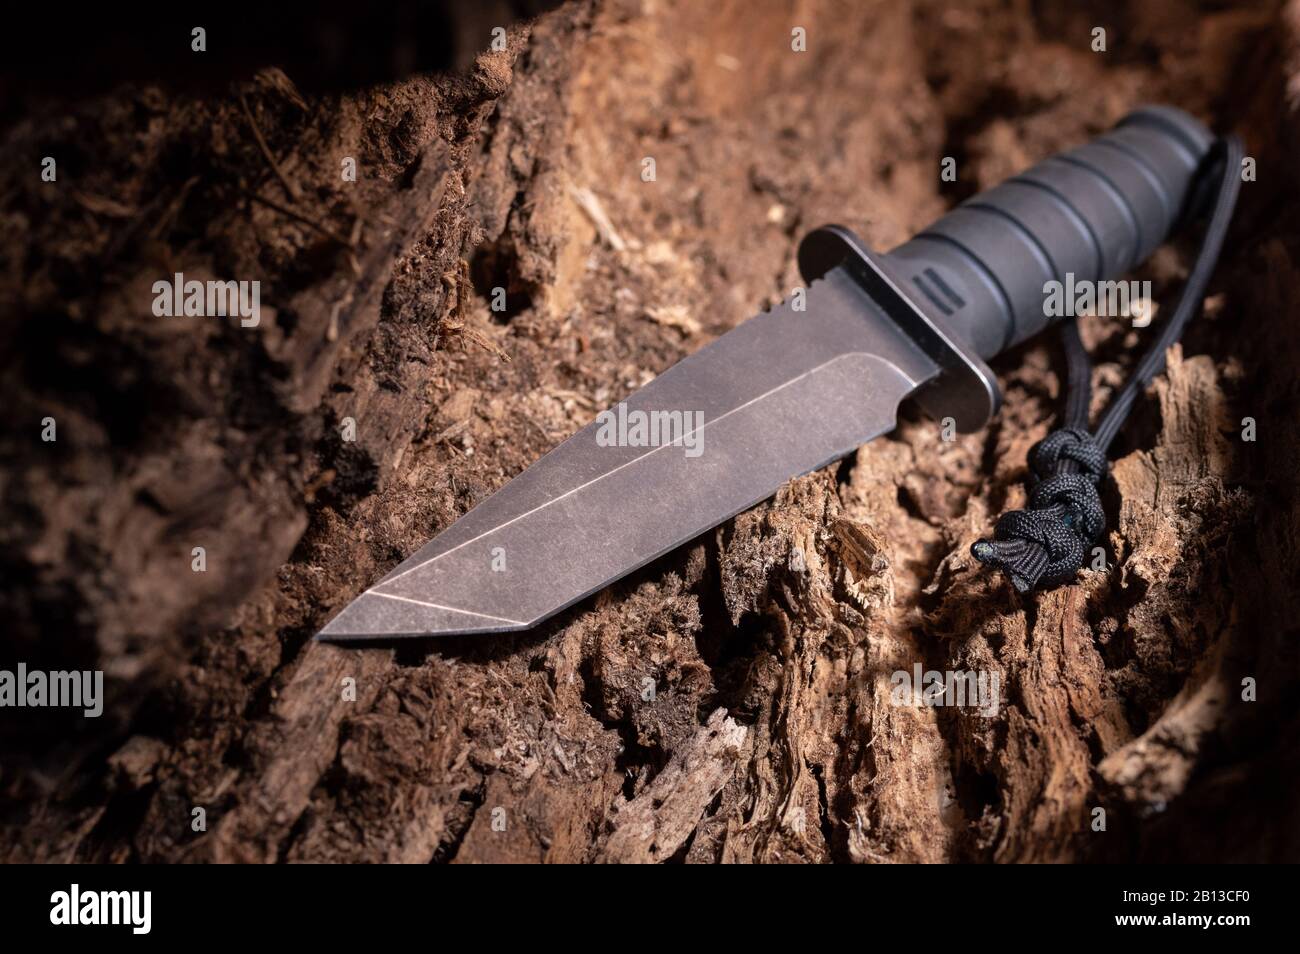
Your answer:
(1, 0), (1298, 863)
(598, 708), (747, 863)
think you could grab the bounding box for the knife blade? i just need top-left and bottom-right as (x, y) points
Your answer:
(317, 105), (1215, 640)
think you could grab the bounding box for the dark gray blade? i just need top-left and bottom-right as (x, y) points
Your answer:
(317, 264), (939, 640)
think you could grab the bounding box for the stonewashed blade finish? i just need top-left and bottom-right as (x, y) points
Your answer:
(317, 105), (1218, 641)
(318, 267), (936, 639)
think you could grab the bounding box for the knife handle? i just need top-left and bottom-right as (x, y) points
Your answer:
(883, 106), (1216, 359)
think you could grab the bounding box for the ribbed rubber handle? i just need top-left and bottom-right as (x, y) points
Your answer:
(884, 106), (1216, 359)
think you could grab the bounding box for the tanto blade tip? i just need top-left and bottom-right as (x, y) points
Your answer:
(314, 589), (530, 642)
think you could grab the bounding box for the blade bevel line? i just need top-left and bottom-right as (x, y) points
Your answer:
(373, 348), (906, 594)
(369, 591), (528, 626)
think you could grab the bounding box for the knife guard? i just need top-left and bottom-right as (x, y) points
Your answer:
(798, 105), (1216, 433)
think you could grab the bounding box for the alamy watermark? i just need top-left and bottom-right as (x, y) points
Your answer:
(1043, 273), (1152, 325)
(50, 884), (150, 934)
(595, 402), (705, 458)
(152, 271), (261, 327)
(0, 663), (103, 717)
(890, 664), (1000, 716)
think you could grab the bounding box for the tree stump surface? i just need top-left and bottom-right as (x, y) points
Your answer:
(1, 0), (1297, 863)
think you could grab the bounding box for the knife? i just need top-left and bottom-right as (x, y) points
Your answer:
(318, 105), (1218, 640)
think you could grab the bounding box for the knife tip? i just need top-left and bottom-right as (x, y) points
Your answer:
(313, 588), (534, 641)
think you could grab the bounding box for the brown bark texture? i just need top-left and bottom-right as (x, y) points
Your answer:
(1, 0), (1298, 863)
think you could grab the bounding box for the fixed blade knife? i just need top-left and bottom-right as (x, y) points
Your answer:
(318, 105), (1216, 640)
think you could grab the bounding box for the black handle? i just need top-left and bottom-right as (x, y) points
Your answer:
(883, 106), (1215, 359)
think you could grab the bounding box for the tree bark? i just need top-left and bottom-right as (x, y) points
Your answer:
(1, 0), (1297, 863)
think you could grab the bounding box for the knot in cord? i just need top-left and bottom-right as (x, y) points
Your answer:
(967, 135), (1241, 595)
(971, 428), (1106, 592)
(1030, 427), (1108, 479)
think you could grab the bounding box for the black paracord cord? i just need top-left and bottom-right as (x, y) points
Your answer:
(971, 134), (1243, 593)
